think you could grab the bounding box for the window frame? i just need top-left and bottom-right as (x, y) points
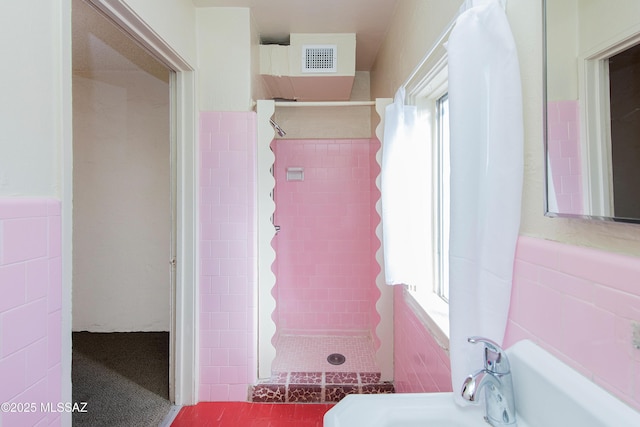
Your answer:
(404, 56), (450, 338)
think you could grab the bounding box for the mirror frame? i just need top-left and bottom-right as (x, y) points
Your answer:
(542, 0), (640, 224)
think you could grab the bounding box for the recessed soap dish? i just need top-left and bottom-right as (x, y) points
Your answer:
(286, 167), (304, 181)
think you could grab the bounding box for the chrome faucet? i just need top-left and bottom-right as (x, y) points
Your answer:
(461, 336), (517, 426)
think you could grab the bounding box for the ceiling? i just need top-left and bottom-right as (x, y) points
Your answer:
(73, 0), (399, 76)
(192, 0), (400, 71)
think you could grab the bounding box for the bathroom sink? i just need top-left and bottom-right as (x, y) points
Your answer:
(324, 340), (640, 427)
(323, 392), (509, 427)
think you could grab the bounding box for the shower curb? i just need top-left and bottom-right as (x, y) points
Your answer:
(249, 371), (395, 403)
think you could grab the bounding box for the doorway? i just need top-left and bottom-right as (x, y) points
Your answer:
(62, 0), (198, 414)
(71, 0), (175, 422)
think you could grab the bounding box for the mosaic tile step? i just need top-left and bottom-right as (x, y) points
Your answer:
(250, 371), (395, 403)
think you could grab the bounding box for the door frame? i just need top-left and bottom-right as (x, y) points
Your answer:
(67, 0), (198, 406)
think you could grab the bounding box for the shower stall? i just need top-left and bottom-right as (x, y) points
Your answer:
(253, 99), (394, 403)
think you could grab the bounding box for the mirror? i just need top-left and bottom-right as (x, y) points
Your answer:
(544, 0), (640, 223)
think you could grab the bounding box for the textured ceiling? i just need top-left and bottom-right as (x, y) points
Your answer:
(193, 0), (399, 71)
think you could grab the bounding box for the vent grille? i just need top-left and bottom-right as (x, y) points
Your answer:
(302, 45), (337, 73)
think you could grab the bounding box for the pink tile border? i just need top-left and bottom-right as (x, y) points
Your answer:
(0, 198), (62, 426)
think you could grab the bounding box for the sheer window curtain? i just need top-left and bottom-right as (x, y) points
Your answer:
(446, 0), (523, 404)
(380, 88), (429, 287)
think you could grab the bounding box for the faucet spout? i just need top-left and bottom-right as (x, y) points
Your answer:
(461, 337), (517, 426)
(461, 369), (501, 402)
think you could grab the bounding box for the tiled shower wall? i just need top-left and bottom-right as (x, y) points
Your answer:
(547, 100), (582, 214)
(199, 112), (257, 401)
(0, 198), (62, 426)
(395, 235), (640, 410)
(271, 139), (379, 334)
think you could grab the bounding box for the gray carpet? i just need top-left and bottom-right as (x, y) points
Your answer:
(72, 332), (171, 427)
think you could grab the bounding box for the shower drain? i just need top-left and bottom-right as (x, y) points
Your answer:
(327, 353), (346, 365)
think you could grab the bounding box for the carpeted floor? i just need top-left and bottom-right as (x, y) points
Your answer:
(72, 332), (171, 426)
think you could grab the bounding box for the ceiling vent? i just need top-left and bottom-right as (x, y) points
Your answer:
(260, 34), (355, 101)
(302, 45), (337, 73)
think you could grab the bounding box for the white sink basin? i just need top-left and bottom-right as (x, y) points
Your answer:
(324, 340), (640, 427)
(323, 392), (514, 427)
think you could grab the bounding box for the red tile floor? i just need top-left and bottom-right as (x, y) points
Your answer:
(171, 402), (334, 427)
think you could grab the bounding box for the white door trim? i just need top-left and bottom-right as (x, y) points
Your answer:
(81, 0), (199, 405)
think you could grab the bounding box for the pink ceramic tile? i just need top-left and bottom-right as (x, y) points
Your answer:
(200, 367), (221, 384)
(0, 199), (48, 220)
(48, 216), (61, 258)
(393, 287), (452, 393)
(1, 218), (48, 265)
(0, 350), (26, 402)
(0, 263), (26, 312)
(561, 296), (615, 361)
(220, 294), (247, 312)
(47, 257), (62, 313)
(200, 151), (220, 169)
(557, 245), (640, 296)
(200, 330), (221, 349)
(198, 384), (211, 402)
(25, 259), (48, 302)
(209, 384), (230, 401)
(46, 363), (62, 412)
(220, 365), (247, 384)
(200, 294), (221, 312)
(1, 299), (48, 357)
(514, 236), (559, 269)
(3, 378), (48, 427)
(220, 331), (247, 349)
(538, 267), (593, 301)
(47, 310), (61, 367)
(200, 258), (220, 276)
(228, 384), (249, 401)
(25, 338), (48, 388)
(593, 285), (640, 320)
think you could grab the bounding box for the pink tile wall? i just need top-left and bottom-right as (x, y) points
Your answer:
(505, 236), (640, 411)
(394, 235), (640, 409)
(393, 286), (452, 393)
(199, 112), (257, 402)
(271, 139), (378, 334)
(0, 198), (62, 426)
(547, 100), (583, 214)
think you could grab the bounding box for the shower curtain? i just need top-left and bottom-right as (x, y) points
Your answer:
(446, 0), (523, 403)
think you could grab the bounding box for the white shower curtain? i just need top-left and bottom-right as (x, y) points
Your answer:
(446, 0), (523, 404)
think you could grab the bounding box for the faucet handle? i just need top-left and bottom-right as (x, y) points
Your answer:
(467, 336), (510, 374)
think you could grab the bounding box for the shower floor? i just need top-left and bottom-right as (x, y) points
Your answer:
(251, 334), (394, 403)
(272, 334), (379, 373)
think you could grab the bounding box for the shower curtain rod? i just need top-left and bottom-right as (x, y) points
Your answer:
(401, 0), (507, 90)
(401, 15), (457, 90)
(274, 101), (375, 108)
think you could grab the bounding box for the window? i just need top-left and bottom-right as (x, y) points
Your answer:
(404, 58), (450, 336)
(435, 93), (450, 303)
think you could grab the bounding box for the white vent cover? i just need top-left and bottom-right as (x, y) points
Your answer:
(302, 45), (337, 73)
